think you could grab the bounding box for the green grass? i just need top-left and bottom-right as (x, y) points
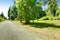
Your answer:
(28, 20), (60, 28)
(0, 16), (5, 22)
(20, 20), (60, 28)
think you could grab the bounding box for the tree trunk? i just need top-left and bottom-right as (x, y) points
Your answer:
(25, 19), (30, 24)
(20, 19), (22, 23)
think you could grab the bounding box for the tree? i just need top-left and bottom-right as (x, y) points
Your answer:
(15, 0), (43, 24)
(8, 5), (18, 20)
(46, 0), (58, 17)
(10, 14), (15, 20)
(0, 12), (4, 17)
(56, 8), (60, 17)
(0, 12), (6, 21)
(12, 5), (18, 18)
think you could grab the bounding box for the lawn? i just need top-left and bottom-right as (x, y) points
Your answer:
(12, 20), (60, 40)
(29, 20), (60, 28)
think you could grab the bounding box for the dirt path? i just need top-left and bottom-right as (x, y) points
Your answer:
(12, 21), (60, 40)
(0, 21), (41, 40)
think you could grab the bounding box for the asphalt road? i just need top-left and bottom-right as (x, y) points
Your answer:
(0, 21), (40, 40)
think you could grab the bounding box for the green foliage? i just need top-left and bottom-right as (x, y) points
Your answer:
(37, 11), (46, 19)
(12, 5), (18, 18)
(0, 16), (5, 22)
(56, 8), (60, 16)
(0, 12), (6, 22)
(8, 4), (18, 20)
(10, 14), (15, 20)
(46, 0), (58, 17)
(8, 0), (60, 23)
(0, 12), (5, 17)
(15, 0), (43, 23)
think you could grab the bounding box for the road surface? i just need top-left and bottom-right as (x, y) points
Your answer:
(0, 21), (41, 40)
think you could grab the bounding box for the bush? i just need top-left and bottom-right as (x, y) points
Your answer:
(39, 16), (49, 20)
(43, 17), (49, 20)
(10, 14), (15, 20)
(0, 16), (5, 22)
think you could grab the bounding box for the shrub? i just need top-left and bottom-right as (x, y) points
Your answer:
(0, 16), (5, 22)
(43, 17), (49, 20)
(39, 16), (49, 20)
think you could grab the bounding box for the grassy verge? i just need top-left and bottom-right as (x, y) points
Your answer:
(0, 16), (5, 22)
(12, 20), (60, 40)
(29, 20), (60, 28)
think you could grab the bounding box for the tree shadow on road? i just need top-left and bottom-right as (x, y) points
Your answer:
(28, 22), (60, 28)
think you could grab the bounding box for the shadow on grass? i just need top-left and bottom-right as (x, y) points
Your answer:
(28, 22), (60, 28)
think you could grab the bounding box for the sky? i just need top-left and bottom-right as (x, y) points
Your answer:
(0, 0), (14, 18)
(0, 0), (60, 18)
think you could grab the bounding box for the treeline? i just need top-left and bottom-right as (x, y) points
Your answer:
(0, 12), (6, 22)
(8, 5), (18, 20)
(8, 0), (60, 24)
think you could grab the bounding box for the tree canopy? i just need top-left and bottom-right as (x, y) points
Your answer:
(8, 0), (60, 23)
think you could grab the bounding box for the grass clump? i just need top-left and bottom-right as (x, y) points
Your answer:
(0, 16), (5, 22)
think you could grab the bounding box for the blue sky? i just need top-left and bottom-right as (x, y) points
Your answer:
(0, 0), (14, 18)
(0, 0), (60, 17)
